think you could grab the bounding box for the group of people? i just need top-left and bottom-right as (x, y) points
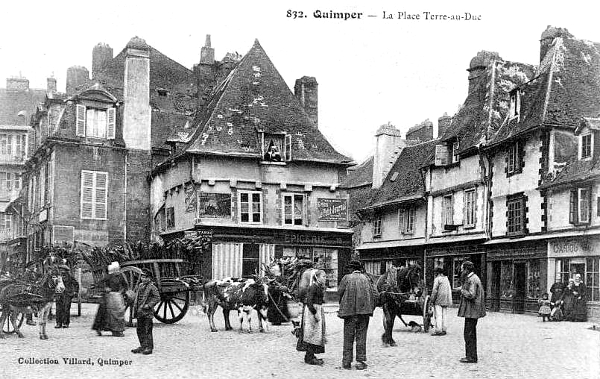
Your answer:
(293, 260), (486, 369)
(92, 263), (160, 355)
(538, 273), (587, 322)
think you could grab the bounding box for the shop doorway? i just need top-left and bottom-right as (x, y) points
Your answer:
(490, 261), (501, 311)
(513, 262), (527, 313)
(242, 244), (259, 278)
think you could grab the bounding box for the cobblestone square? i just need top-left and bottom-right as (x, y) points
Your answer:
(1, 303), (598, 379)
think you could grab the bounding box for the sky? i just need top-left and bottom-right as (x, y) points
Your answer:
(1, 0), (599, 164)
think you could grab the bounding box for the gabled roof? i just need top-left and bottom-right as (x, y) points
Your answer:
(0, 87), (46, 125)
(184, 40), (351, 164)
(442, 53), (534, 153)
(490, 31), (600, 146)
(340, 156), (373, 189)
(539, 156), (600, 190)
(358, 139), (437, 211)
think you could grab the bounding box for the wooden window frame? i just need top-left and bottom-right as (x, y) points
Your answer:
(238, 190), (263, 224)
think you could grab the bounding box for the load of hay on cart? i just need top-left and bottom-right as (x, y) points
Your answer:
(82, 240), (204, 325)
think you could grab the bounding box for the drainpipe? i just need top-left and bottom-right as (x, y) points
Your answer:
(124, 152), (128, 241)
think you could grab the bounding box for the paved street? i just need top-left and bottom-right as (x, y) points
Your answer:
(1, 303), (598, 379)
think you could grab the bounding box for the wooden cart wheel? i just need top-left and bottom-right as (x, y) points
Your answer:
(120, 266), (143, 327)
(422, 295), (433, 332)
(2, 310), (24, 334)
(154, 290), (190, 324)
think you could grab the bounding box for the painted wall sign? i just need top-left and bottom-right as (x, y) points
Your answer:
(198, 193), (232, 218)
(318, 198), (348, 221)
(548, 238), (594, 258)
(184, 183), (197, 213)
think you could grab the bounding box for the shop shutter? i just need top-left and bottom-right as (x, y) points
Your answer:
(259, 244), (275, 276)
(212, 243), (242, 279)
(107, 108), (116, 139)
(76, 104), (86, 136)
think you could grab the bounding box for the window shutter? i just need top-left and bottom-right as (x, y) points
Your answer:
(81, 171), (94, 218)
(94, 172), (108, 219)
(399, 210), (406, 233)
(569, 189), (577, 224)
(474, 188), (478, 225)
(588, 187), (592, 223)
(76, 105), (86, 136)
(284, 134), (292, 161)
(107, 108), (116, 139)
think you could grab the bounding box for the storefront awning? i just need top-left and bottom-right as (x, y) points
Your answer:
(356, 238), (426, 250)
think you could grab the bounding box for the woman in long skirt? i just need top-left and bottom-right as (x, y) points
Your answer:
(296, 270), (327, 365)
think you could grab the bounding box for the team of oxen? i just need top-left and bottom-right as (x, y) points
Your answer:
(1, 258), (426, 346)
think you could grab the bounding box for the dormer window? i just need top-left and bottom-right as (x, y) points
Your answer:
(452, 141), (460, 163)
(76, 104), (116, 139)
(509, 90), (521, 119)
(262, 133), (292, 162)
(579, 133), (593, 160)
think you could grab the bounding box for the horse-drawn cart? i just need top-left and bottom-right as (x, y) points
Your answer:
(393, 293), (434, 332)
(93, 258), (203, 325)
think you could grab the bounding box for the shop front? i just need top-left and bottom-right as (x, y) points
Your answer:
(425, 241), (486, 304)
(356, 241), (425, 280)
(548, 236), (600, 321)
(182, 225), (353, 299)
(485, 240), (547, 314)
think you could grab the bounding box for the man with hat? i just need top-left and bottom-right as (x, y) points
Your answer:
(430, 266), (452, 336)
(457, 261), (486, 363)
(337, 260), (378, 370)
(55, 264), (79, 329)
(132, 268), (160, 355)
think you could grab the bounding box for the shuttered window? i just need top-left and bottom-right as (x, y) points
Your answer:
(76, 105), (86, 136)
(75, 105), (116, 139)
(81, 170), (108, 219)
(570, 187), (592, 225)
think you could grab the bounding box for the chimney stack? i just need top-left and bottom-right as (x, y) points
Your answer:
(372, 123), (405, 189)
(467, 51), (500, 96)
(406, 119), (434, 144)
(294, 76), (318, 128)
(6, 77), (29, 91)
(47, 77), (57, 94)
(539, 26), (573, 63)
(92, 43), (114, 79)
(437, 113), (452, 138)
(123, 36), (151, 151)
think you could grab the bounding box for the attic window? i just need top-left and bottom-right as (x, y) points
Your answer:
(452, 141), (460, 163)
(509, 90), (521, 119)
(262, 133), (291, 162)
(390, 172), (399, 182)
(157, 89), (170, 97)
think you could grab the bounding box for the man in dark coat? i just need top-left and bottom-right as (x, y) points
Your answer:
(132, 269), (160, 355)
(338, 260), (378, 370)
(55, 265), (79, 328)
(457, 261), (486, 363)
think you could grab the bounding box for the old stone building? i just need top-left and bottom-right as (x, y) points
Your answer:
(149, 39), (354, 293)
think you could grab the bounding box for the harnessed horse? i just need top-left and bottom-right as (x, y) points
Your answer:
(376, 264), (423, 346)
(0, 271), (61, 339)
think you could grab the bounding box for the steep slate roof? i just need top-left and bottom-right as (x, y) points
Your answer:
(0, 87), (46, 125)
(340, 156), (373, 189)
(490, 30), (600, 145)
(539, 156), (600, 190)
(185, 40), (352, 164)
(358, 139), (437, 211)
(442, 52), (534, 154)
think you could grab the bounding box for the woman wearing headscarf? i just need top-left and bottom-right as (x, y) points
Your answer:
(570, 274), (587, 322)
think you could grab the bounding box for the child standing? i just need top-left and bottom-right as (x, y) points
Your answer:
(296, 269), (327, 365)
(538, 293), (552, 322)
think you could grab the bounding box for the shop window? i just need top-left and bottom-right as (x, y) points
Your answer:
(283, 194), (305, 226)
(506, 194), (526, 235)
(586, 257), (600, 302)
(282, 246), (338, 289)
(527, 260), (541, 299)
(555, 258), (571, 284)
(242, 244), (260, 278)
(569, 187), (592, 225)
(464, 189), (477, 227)
(372, 216), (382, 238)
(452, 257), (464, 289)
(239, 191), (262, 224)
(501, 261), (514, 298)
(399, 207), (415, 234)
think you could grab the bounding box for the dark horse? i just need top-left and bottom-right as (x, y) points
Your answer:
(0, 271), (60, 339)
(376, 264), (423, 346)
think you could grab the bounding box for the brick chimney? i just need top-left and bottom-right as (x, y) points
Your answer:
(200, 34), (215, 65)
(437, 113), (452, 138)
(6, 77), (29, 91)
(123, 36), (151, 151)
(47, 77), (57, 94)
(373, 123), (405, 189)
(92, 43), (113, 79)
(406, 119), (434, 144)
(66, 66), (89, 95)
(294, 76), (318, 128)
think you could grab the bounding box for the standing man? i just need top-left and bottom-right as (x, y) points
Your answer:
(55, 265), (79, 328)
(457, 261), (486, 363)
(338, 260), (378, 370)
(431, 267), (452, 336)
(132, 269), (160, 355)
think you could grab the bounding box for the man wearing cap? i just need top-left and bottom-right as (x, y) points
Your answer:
(132, 268), (160, 355)
(430, 267), (452, 336)
(55, 264), (79, 329)
(337, 260), (378, 370)
(457, 261), (485, 363)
